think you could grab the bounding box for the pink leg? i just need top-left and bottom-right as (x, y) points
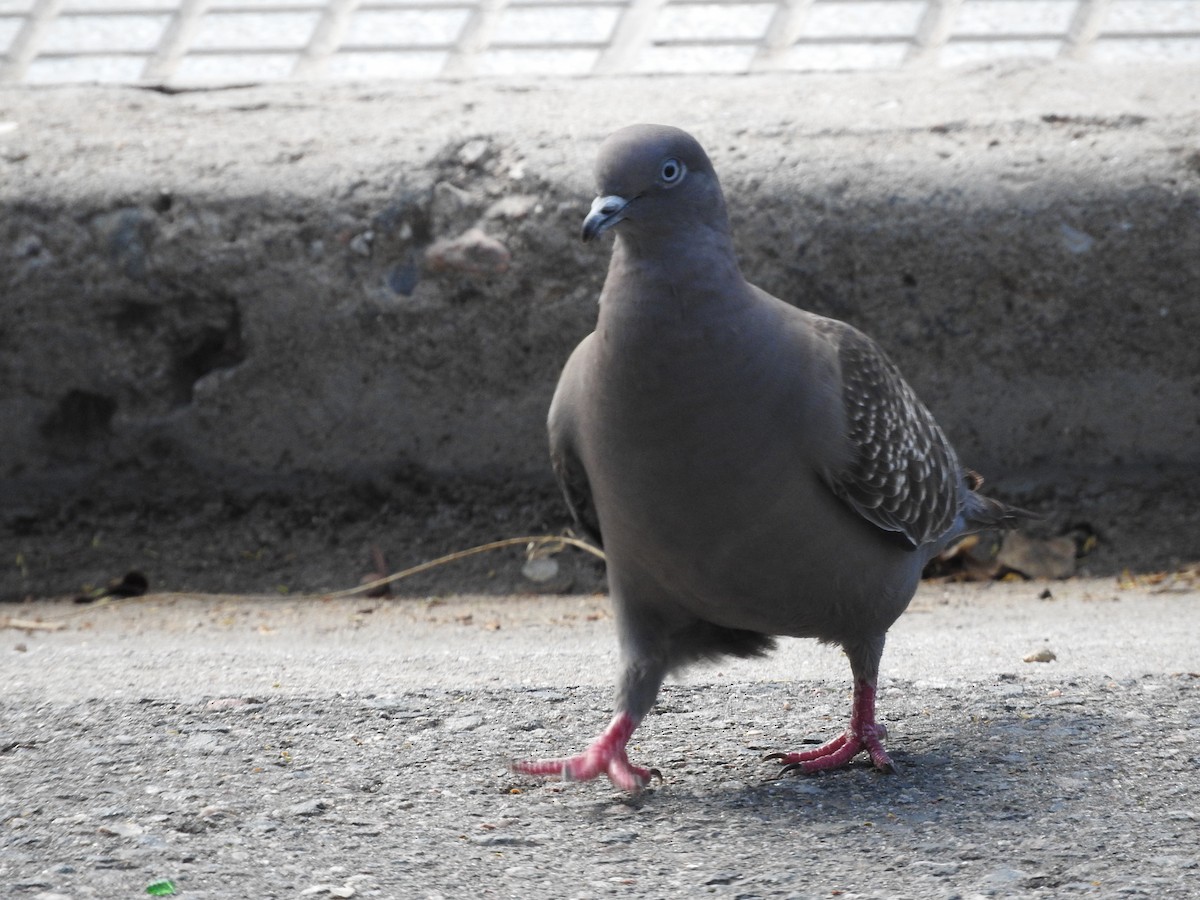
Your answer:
(511, 712), (661, 793)
(766, 679), (896, 775)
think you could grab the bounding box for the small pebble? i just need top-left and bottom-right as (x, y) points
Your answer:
(485, 195), (538, 221)
(424, 228), (510, 277)
(458, 139), (492, 168)
(288, 799), (330, 817)
(99, 821), (144, 838)
(521, 557), (559, 583)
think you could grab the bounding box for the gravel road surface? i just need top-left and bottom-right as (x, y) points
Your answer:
(2, 578), (1198, 899)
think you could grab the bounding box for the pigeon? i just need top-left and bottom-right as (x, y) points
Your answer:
(511, 124), (1030, 792)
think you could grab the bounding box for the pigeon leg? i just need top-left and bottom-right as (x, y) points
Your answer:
(511, 712), (661, 793)
(512, 599), (670, 792)
(767, 678), (896, 774)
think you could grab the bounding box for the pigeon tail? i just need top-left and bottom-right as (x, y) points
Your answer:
(960, 483), (1040, 534)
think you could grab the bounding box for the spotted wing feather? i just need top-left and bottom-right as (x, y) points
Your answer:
(819, 322), (962, 550)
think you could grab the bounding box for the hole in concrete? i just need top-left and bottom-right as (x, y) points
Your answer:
(40, 389), (117, 445)
(111, 299), (158, 331)
(170, 305), (246, 406)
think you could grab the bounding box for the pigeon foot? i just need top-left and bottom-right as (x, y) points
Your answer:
(511, 712), (660, 793)
(765, 678), (897, 775)
(766, 722), (895, 774)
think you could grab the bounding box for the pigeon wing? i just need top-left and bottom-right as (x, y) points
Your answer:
(818, 321), (963, 550)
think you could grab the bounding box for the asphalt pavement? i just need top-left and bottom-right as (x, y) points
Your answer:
(2, 577), (1198, 899)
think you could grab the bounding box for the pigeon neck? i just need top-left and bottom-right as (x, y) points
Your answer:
(599, 227), (747, 326)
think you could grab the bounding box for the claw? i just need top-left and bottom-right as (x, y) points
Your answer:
(874, 757), (900, 776)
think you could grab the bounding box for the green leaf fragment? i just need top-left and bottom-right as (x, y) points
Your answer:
(146, 880), (177, 896)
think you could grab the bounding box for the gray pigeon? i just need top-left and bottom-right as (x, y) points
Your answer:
(512, 124), (1029, 792)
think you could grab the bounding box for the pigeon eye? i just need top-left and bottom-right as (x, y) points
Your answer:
(659, 158), (685, 186)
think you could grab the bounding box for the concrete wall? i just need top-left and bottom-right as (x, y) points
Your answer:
(2, 63), (1198, 585)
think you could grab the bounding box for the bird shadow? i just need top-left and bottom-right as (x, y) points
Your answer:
(497, 679), (1134, 831)
(609, 707), (1115, 830)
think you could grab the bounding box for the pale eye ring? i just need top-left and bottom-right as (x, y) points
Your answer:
(659, 157), (686, 186)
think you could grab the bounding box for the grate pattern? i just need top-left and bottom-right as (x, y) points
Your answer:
(0, 0), (1197, 85)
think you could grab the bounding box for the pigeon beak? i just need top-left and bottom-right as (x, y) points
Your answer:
(581, 195), (630, 242)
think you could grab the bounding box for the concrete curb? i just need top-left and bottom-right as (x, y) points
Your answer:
(2, 62), (1198, 595)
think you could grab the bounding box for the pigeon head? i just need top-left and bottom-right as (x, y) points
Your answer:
(581, 124), (728, 244)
